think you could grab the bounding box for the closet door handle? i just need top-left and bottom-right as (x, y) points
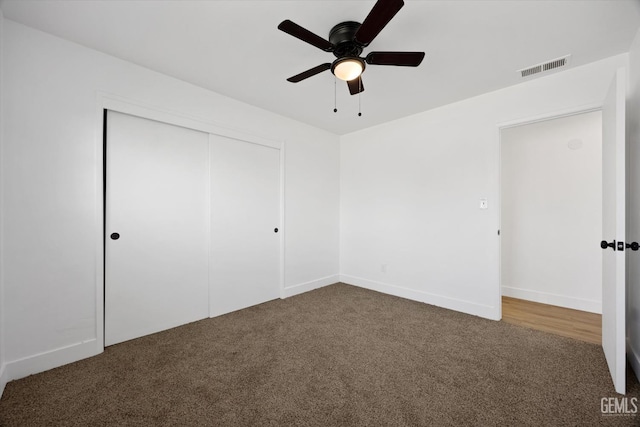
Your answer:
(627, 242), (639, 251)
(274, 228), (279, 233)
(110, 232), (120, 240)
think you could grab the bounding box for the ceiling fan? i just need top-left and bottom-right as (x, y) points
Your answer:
(278, 0), (425, 96)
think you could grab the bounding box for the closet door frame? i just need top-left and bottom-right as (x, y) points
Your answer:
(96, 93), (285, 352)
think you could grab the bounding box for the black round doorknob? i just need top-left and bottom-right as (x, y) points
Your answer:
(627, 242), (640, 251)
(110, 233), (120, 240)
(274, 228), (278, 233)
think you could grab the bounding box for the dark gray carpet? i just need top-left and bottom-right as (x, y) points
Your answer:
(0, 283), (638, 426)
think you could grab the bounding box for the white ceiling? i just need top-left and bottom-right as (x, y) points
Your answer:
(1, 0), (639, 135)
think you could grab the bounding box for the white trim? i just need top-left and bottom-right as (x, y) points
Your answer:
(279, 143), (286, 298)
(496, 103), (603, 130)
(502, 286), (601, 314)
(4, 339), (98, 383)
(206, 135), (213, 317)
(281, 275), (339, 299)
(496, 122), (504, 320)
(341, 275), (500, 320)
(94, 103), (105, 357)
(0, 363), (7, 399)
(627, 338), (640, 383)
(98, 92), (281, 149)
(0, 6), (6, 400)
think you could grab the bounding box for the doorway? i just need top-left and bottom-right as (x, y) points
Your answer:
(499, 111), (603, 339)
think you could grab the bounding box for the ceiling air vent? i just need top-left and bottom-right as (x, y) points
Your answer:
(518, 55), (571, 78)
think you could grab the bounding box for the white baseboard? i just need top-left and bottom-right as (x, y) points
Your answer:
(4, 339), (100, 384)
(501, 286), (601, 313)
(281, 274), (339, 299)
(340, 275), (499, 320)
(0, 362), (7, 400)
(627, 338), (640, 383)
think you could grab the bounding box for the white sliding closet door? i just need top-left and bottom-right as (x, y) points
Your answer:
(210, 135), (281, 316)
(105, 111), (210, 346)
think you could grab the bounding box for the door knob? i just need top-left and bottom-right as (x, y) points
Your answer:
(274, 228), (279, 233)
(110, 232), (120, 240)
(627, 242), (640, 251)
(600, 240), (615, 250)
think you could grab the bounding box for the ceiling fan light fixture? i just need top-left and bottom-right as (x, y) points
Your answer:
(332, 57), (365, 81)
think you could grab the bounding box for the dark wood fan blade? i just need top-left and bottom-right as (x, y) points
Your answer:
(287, 63), (332, 83)
(354, 0), (404, 46)
(365, 51), (425, 66)
(347, 76), (365, 95)
(278, 20), (334, 52)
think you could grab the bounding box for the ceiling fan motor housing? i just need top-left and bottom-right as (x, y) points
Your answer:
(329, 21), (364, 58)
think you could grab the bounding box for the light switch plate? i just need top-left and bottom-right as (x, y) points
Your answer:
(480, 198), (488, 209)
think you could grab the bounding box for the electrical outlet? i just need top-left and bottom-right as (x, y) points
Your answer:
(479, 198), (488, 209)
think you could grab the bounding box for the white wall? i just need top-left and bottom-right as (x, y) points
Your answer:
(627, 27), (640, 382)
(500, 112), (602, 313)
(340, 53), (628, 320)
(0, 19), (340, 382)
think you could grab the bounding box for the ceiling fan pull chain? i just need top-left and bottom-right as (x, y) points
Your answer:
(334, 77), (338, 113)
(358, 79), (362, 117)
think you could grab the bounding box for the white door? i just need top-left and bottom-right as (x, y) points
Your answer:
(601, 68), (626, 394)
(209, 135), (281, 317)
(105, 111), (210, 346)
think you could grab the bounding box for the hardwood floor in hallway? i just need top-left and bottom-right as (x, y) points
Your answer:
(501, 296), (601, 345)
